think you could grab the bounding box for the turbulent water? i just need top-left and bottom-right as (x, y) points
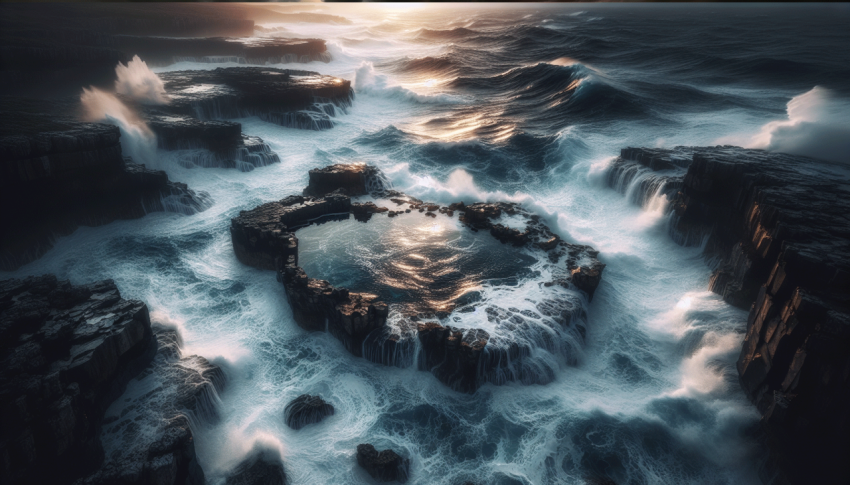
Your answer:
(6, 4), (850, 484)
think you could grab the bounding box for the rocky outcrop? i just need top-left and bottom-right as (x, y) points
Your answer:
(232, 164), (603, 393)
(283, 394), (335, 430)
(225, 445), (286, 485)
(77, 324), (224, 485)
(609, 146), (850, 485)
(151, 67), (353, 131)
(0, 105), (212, 270)
(304, 164), (385, 197)
(0, 275), (156, 485)
(356, 444), (409, 484)
(149, 115), (280, 172)
(116, 36), (330, 66)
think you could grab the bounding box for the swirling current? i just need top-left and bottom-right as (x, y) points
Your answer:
(5, 4), (850, 484)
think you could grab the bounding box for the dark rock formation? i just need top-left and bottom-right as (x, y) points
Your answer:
(225, 445), (286, 485)
(116, 36), (330, 66)
(610, 146), (850, 485)
(148, 115), (280, 172)
(0, 275), (155, 485)
(356, 444), (409, 483)
(451, 201), (606, 301)
(0, 101), (212, 270)
(78, 324), (224, 485)
(152, 67), (353, 131)
(232, 164), (603, 393)
(304, 163), (385, 197)
(283, 394), (335, 430)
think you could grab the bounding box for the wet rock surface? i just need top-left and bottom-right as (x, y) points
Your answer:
(283, 394), (335, 430)
(612, 146), (850, 485)
(225, 445), (286, 485)
(0, 97), (212, 271)
(152, 67), (352, 131)
(356, 444), (409, 483)
(0, 275), (155, 485)
(77, 324), (225, 485)
(232, 164), (603, 393)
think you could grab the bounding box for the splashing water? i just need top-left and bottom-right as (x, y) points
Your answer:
(115, 55), (171, 105)
(79, 86), (158, 165)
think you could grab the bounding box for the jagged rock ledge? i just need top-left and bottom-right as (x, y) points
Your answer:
(606, 146), (850, 485)
(231, 164), (605, 393)
(79, 324), (225, 485)
(0, 275), (227, 485)
(148, 115), (280, 172)
(0, 275), (156, 484)
(151, 67), (353, 131)
(0, 102), (212, 271)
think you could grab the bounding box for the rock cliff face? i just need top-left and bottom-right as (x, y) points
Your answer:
(0, 102), (212, 270)
(0, 275), (156, 485)
(231, 164), (604, 393)
(608, 146), (850, 485)
(152, 67), (353, 131)
(78, 325), (225, 485)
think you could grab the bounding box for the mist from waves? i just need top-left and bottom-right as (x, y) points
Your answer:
(9, 4), (850, 484)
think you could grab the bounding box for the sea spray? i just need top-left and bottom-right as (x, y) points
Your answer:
(80, 86), (158, 165)
(718, 86), (850, 164)
(115, 55), (171, 105)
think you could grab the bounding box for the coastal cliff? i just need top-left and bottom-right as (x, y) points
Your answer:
(608, 146), (850, 485)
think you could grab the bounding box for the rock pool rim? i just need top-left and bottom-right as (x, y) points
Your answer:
(230, 163), (606, 393)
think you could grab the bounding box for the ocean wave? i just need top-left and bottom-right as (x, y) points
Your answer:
(353, 62), (464, 105)
(414, 27), (479, 41)
(391, 55), (460, 77)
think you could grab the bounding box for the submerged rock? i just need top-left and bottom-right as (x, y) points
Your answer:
(283, 394), (335, 430)
(0, 275), (155, 485)
(225, 445), (286, 485)
(610, 145), (850, 485)
(356, 444), (409, 483)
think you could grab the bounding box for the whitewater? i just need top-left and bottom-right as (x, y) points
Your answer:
(6, 4), (850, 484)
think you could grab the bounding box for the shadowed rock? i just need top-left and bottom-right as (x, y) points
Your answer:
(0, 97), (212, 271)
(152, 67), (352, 131)
(0, 275), (155, 485)
(608, 145), (850, 485)
(283, 394), (335, 430)
(356, 444), (409, 483)
(225, 445), (286, 485)
(77, 324), (225, 485)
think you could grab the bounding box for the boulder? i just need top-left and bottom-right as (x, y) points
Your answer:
(283, 394), (335, 430)
(356, 444), (409, 483)
(304, 164), (384, 197)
